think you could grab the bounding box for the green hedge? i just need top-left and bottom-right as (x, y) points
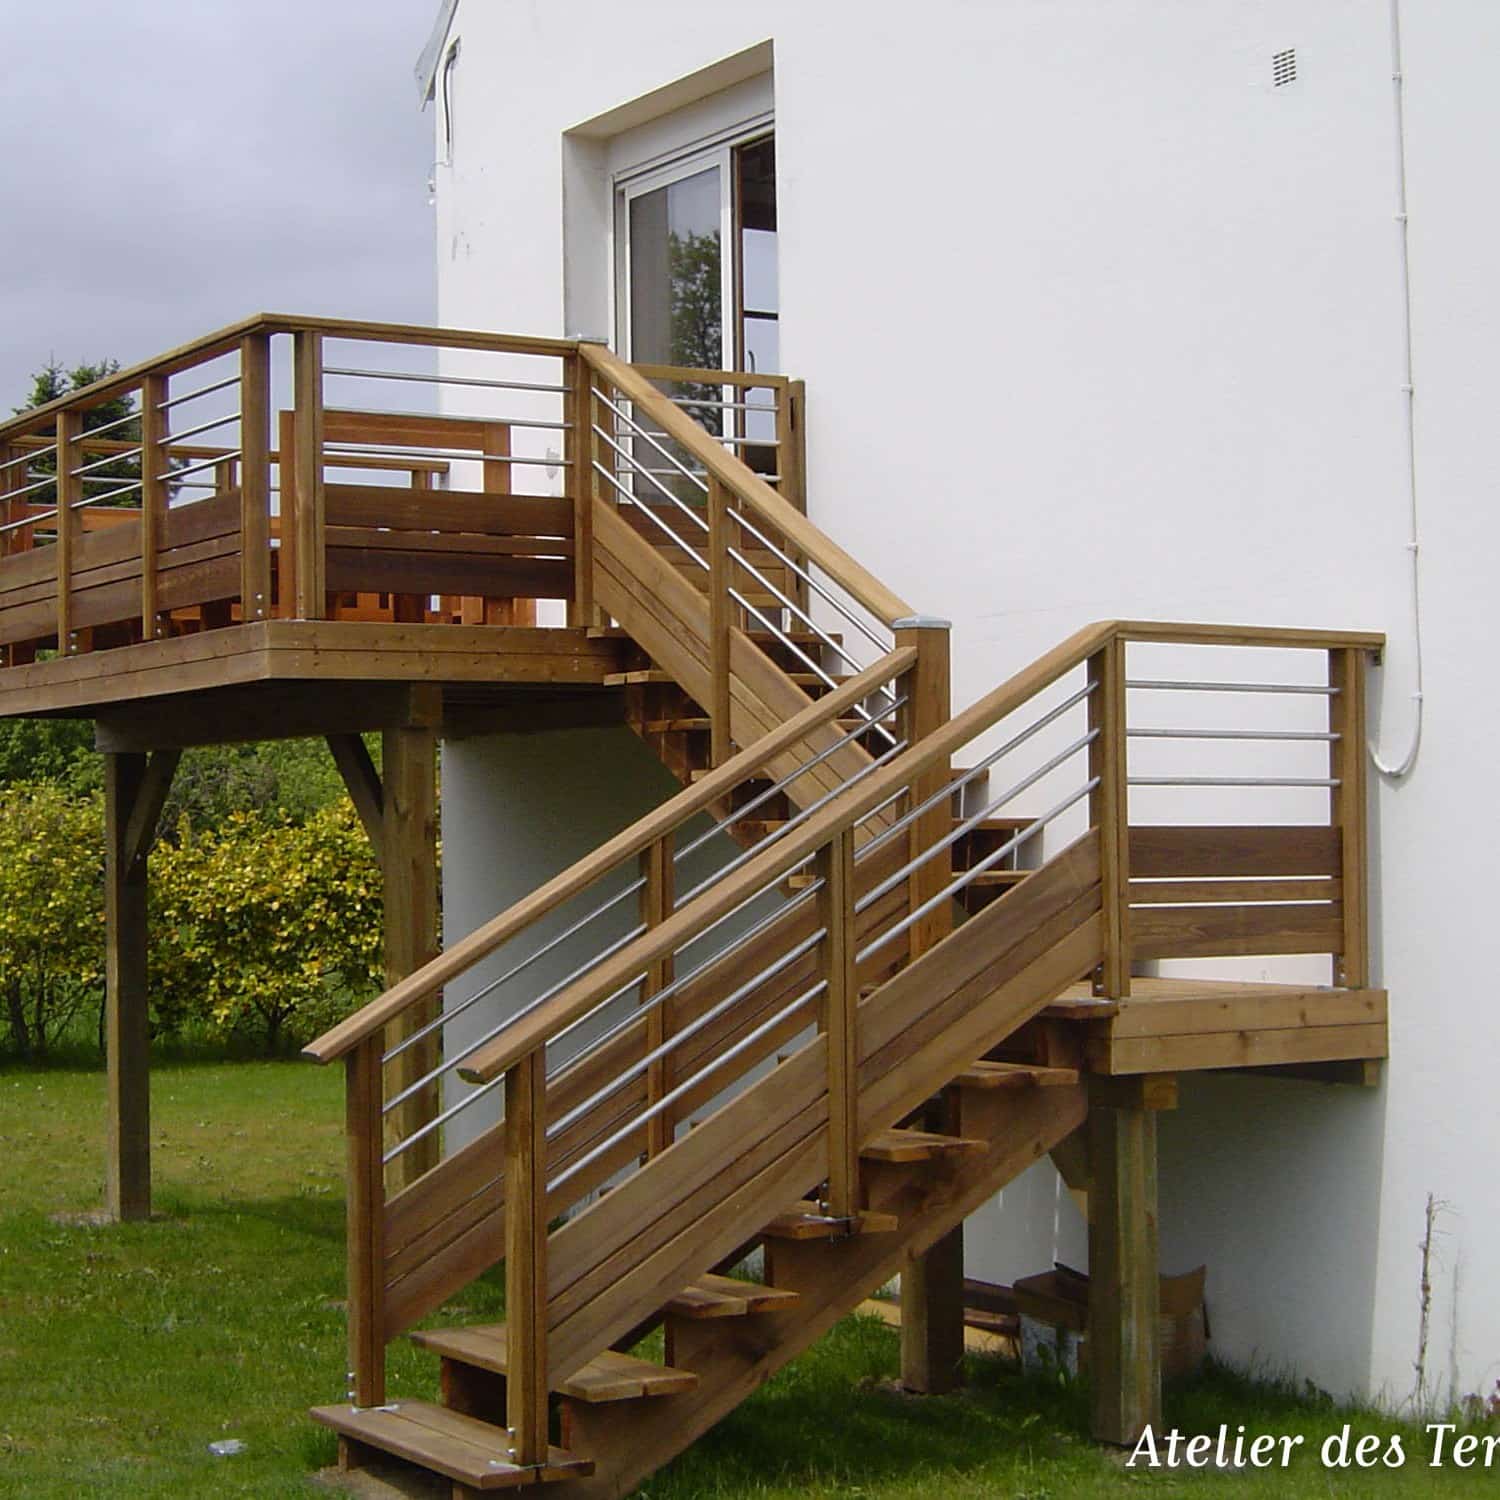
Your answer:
(0, 784), (383, 1058)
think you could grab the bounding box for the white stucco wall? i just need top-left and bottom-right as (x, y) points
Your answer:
(431, 0), (1500, 1408)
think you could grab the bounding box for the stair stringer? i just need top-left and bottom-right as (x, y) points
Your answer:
(591, 500), (876, 814)
(553, 1081), (1089, 1500)
(542, 832), (1103, 1383)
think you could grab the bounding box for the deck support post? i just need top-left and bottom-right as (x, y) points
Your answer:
(103, 748), (179, 1221)
(900, 1215), (965, 1394)
(893, 617), (963, 1393)
(381, 691), (442, 1190)
(1087, 1078), (1161, 1446)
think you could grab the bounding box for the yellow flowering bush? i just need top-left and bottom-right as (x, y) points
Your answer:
(0, 782), (105, 1059)
(0, 786), (384, 1058)
(149, 801), (383, 1052)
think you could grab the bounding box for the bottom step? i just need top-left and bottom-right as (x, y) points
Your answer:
(311, 1400), (592, 1491)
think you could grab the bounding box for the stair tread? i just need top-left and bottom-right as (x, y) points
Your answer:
(763, 1200), (900, 1238)
(665, 1272), (800, 1319)
(860, 1127), (987, 1163)
(410, 1324), (698, 1402)
(954, 1060), (1081, 1089)
(956, 870), (1031, 887)
(310, 1400), (591, 1488)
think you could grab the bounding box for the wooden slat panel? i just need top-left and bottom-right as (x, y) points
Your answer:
(0, 540), (68, 594)
(160, 492), (241, 549)
(325, 483), (572, 537)
(1129, 902), (1343, 960)
(325, 548), (572, 600)
(71, 539), (242, 631)
(1107, 983), (1386, 1039)
(548, 898), (1103, 1382)
(1129, 878), (1341, 905)
(1128, 826), (1340, 880)
(324, 408), (494, 450)
(326, 526), (574, 558)
(0, 597), (55, 645)
(1094, 1022), (1389, 1076)
(381, 866), (911, 1331)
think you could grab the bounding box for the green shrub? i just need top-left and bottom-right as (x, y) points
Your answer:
(149, 801), (382, 1052)
(0, 782), (105, 1059)
(0, 784), (384, 1060)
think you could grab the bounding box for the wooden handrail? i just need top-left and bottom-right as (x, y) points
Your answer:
(581, 343), (914, 628)
(0, 313), (581, 446)
(303, 646), (917, 1063)
(629, 361), (789, 391)
(1114, 620), (1385, 651)
(456, 622), (1116, 1085)
(455, 617), (1385, 1087)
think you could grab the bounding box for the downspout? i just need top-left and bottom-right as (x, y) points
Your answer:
(1369, 0), (1424, 779)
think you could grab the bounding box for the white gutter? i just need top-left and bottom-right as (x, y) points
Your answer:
(414, 0), (460, 106)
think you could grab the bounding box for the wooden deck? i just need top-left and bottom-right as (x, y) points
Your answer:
(0, 620), (628, 730)
(1044, 977), (1387, 1079)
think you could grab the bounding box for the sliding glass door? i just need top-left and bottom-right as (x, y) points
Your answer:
(618, 133), (778, 470)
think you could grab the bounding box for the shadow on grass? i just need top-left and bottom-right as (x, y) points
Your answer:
(153, 1188), (347, 1245)
(638, 1322), (1096, 1498)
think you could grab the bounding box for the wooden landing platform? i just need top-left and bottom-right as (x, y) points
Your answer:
(0, 621), (629, 734)
(1045, 977), (1387, 1078)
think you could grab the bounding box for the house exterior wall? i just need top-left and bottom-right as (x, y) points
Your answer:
(433, 0), (1500, 1408)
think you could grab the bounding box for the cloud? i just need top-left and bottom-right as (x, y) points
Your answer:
(0, 0), (436, 401)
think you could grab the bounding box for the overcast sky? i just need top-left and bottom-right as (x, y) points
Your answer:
(0, 0), (438, 406)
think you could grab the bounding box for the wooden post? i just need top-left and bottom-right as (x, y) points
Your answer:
(481, 420), (531, 625)
(1328, 647), (1369, 988)
(566, 350), (595, 627)
(381, 697), (442, 1190)
(640, 832), (676, 1158)
(1088, 637), (1131, 997)
(775, 378), (809, 611)
(239, 334), (272, 624)
(707, 476), (733, 766)
(103, 749), (179, 1222)
(1088, 1078), (1161, 1446)
(55, 408), (81, 654)
(141, 375), (168, 639)
(892, 618), (952, 959)
(276, 409), (298, 617)
(0, 442), (21, 562)
(816, 827), (858, 1220)
(292, 330), (325, 618)
(104, 752), (150, 1220)
(506, 1049), (548, 1467)
(346, 1037), (387, 1407)
(892, 617), (962, 1392)
(901, 1213), (965, 1395)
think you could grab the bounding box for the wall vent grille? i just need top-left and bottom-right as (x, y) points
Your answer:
(1272, 48), (1298, 88)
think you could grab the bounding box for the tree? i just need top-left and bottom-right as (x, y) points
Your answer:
(0, 716), (100, 792)
(0, 783), (105, 1060)
(14, 360), (142, 509)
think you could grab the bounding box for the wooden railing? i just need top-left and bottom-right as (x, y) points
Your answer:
(0, 318), (817, 667)
(307, 616), (1380, 1463)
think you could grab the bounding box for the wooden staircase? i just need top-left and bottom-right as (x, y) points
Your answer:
(301, 340), (1382, 1495)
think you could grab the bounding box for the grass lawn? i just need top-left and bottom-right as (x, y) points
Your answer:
(0, 1055), (1492, 1497)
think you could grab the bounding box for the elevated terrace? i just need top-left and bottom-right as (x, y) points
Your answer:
(0, 315), (803, 740)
